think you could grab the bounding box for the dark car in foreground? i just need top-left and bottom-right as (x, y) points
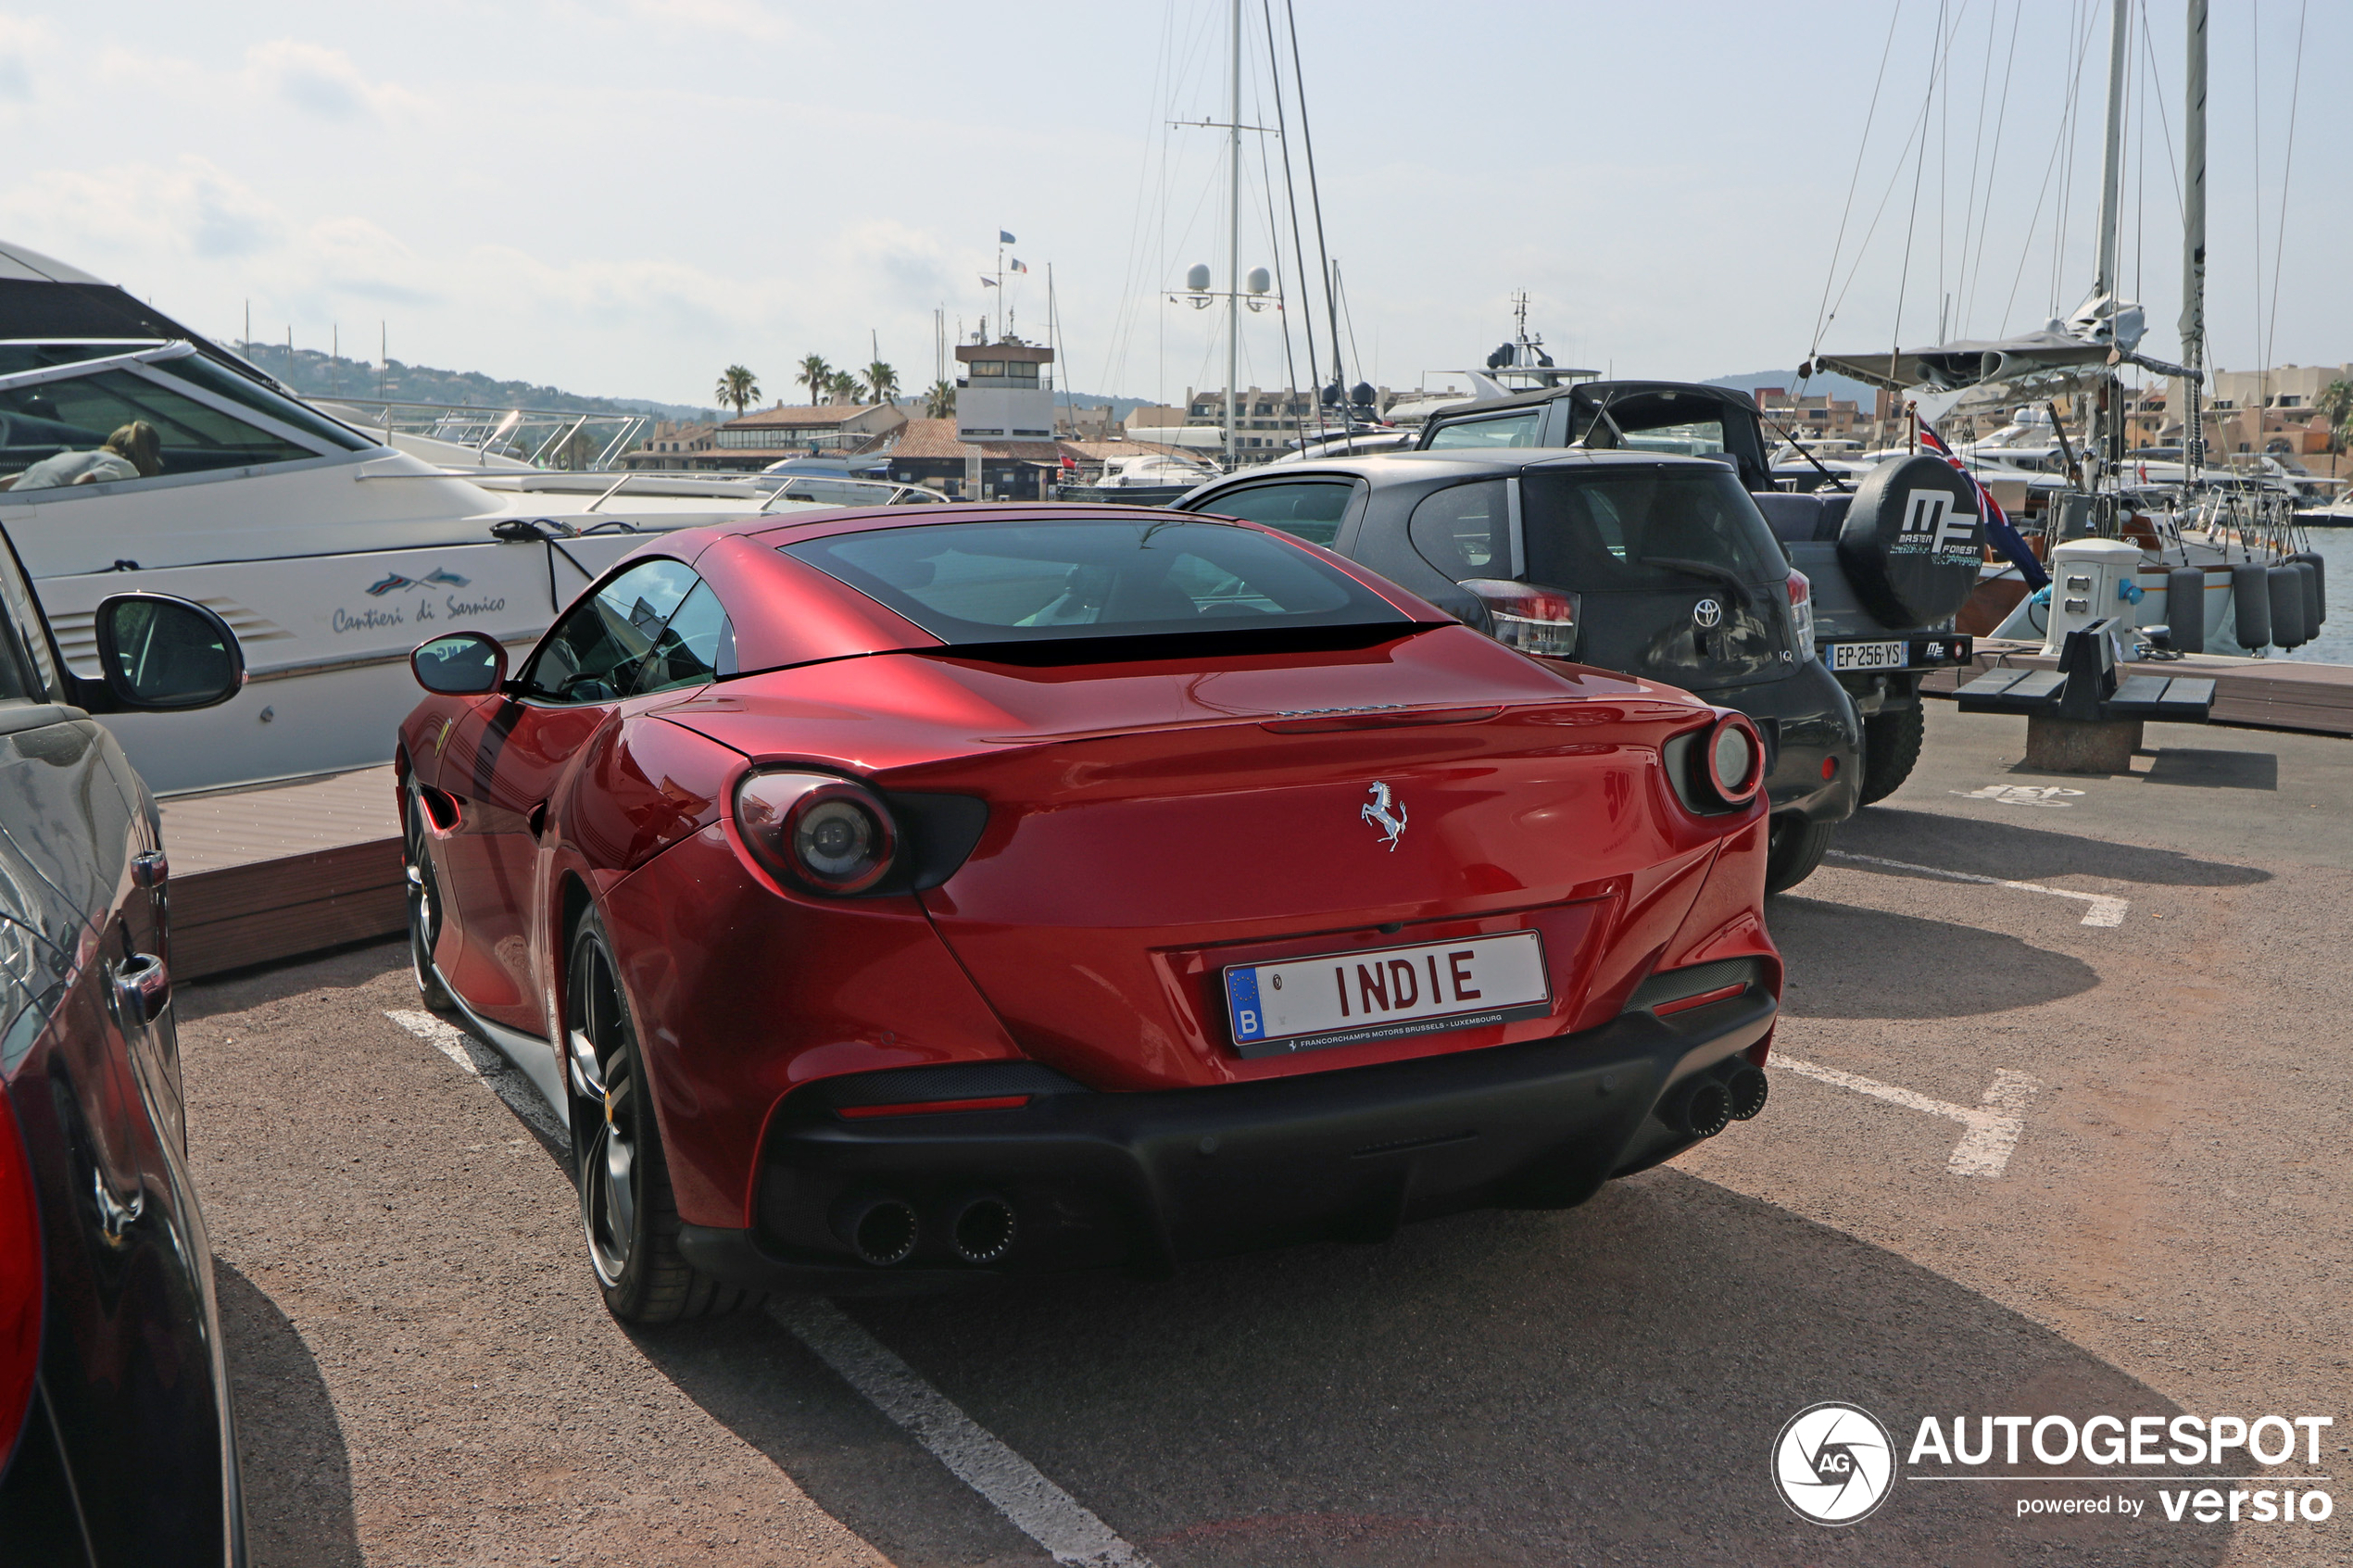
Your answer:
(0, 526), (249, 1564)
(1176, 451), (1860, 892)
(396, 504), (1781, 1321)
(1414, 380), (1981, 806)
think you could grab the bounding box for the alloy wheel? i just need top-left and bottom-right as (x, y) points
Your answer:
(568, 935), (640, 1287)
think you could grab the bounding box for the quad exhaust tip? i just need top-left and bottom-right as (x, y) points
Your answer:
(945, 1193), (1018, 1265)
(1666, 1077), (1733, 1139)
(835, 1195), (920, 1266)
(1723, 1061), (1768, 1121)
(1663, 1060), (1768, 1138)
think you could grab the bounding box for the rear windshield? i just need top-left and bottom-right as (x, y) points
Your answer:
(1423, 408), (1544, 449)
(783, 517), (1407, 645)
(1521, 467), (1785, 591)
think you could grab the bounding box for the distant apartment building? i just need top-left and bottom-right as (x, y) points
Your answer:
(2155, 362), (2351, 456)
(624, 402), (906, 471)
(1749, 387), (1862, 442)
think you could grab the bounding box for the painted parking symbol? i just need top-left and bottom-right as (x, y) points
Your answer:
(1953, 784), (2085, 807)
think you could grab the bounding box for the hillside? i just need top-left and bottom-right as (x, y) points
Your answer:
(234, 343), (719, 424)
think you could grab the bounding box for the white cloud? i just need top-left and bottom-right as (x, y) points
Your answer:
(0, 16), (52, 102)
(618, 0), (794, 44)
(0, 157), (283, 261)
(243, 39), (428, 121)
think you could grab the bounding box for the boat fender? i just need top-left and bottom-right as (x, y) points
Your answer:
(2268, 565), (2308, 649)
(2164, 568), (2206, 654)
(2289, 551), (2325, 627)
(2231, 563), (2272, 649)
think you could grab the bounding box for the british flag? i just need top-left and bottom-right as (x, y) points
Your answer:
(1916, 422), (2048, 590)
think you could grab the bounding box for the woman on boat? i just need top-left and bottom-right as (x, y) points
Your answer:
(4, 420), (164, 490)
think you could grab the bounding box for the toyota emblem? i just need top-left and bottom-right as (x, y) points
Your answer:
(1693, 597), (1724, 629)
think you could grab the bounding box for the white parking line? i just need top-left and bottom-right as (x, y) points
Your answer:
(774, 1298), (1152, 1568)
(1774, 1056), (2046, 1177)
(1824, 849), (2129, 927)
(386, 1009), (566, 1143)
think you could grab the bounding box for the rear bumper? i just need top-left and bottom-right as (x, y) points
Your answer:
(1699, 660), (1860, 827)
(677, 987), (1778, 1294)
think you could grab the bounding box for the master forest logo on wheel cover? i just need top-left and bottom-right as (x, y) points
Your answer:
(1774, 1402), (1897, 1524)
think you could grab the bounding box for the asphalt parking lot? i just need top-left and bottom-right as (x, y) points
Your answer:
(179, 707), (2353, 1567)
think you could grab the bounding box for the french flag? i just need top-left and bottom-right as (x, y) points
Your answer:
(1918, 422), (2049, 589)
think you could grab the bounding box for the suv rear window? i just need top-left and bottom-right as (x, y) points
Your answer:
(1521, 467), (1784, 590)
(784, 518), (1407, 646)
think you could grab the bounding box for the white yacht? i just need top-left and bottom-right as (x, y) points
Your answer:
(1095, 451), (1223, 488)
(0, 240), (936, 794)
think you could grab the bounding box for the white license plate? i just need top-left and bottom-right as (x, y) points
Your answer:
(1831, 640), (1907, 671)
(1223, 931), (1551, 1058)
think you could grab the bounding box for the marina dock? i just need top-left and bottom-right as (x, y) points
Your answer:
(159, 766), (404, 981)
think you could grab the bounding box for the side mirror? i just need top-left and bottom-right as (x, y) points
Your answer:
(410, 633), (507, 696)
(92, 594), (246, 711)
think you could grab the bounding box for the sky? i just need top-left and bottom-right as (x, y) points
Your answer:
(1, 0), (2344, 411)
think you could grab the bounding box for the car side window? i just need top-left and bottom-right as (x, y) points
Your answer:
(1190, 480), (1357, 546)
(521, 558), (702, 704)
(0, 531), (58, 703)
(1423, 410), (1542, 450)
(1407, 480), (1513, 579)
(631, 579), (736, 695)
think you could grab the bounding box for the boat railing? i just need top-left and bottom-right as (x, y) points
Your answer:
(314, 396), (654, 469)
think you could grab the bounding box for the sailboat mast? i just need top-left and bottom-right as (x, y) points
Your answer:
(2092, 0), (2130, 306)
(2086, 0), (2131, 493)
(1224, 0), (1241, 470)
(2181, 0), (2208, 474)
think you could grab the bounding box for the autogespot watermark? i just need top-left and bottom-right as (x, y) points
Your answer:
(1774, 1405), (2337, 1528)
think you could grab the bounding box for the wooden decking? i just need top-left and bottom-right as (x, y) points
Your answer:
(160, 766), (404, 981)
(1926, 639), (2353, 737)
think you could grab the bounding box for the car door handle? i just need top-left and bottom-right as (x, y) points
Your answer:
(112, 952), (170, 1028)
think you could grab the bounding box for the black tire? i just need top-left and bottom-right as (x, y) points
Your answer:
(1857, 705), (1926, 806)
(564, 909), (755, 1323)
(403, 790), (457, 1014)
(1764, 813), (1835, 896)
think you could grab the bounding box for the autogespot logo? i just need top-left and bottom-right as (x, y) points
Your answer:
(1774, 1402), (1898, 1525)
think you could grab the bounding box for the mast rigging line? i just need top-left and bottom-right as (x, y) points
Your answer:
(1885, 0), (1951, 440)
(1282, 0), (1348, 398)
(2260, 0), (2308, 404)
(1249, 19), (1306, 449)
(1806, 0), (1907, 365)
(1260, 0), (1324, 440)
(1959, 0), (2027, 337)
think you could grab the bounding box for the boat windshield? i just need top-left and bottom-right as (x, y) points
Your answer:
(0, 340), (371, 499)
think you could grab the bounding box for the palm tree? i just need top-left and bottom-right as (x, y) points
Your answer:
(2317, 378), (2353, 477)
(796, 354), (833, 406)
(925, 379), (956, 420)
(714, 365), (760, 417)
(861, 360), (900, 405)
(828, 370), (859, 402)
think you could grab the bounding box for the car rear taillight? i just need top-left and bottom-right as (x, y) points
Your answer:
(1700, 713), (1765, 807)
(0, 1089), (42, 1471)
(1784, 570), (1815, 652)
(1459, 578), (1579, 658)
(736, 771), (899, 896)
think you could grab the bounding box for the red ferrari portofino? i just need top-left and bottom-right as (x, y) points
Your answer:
(397, 505), (1780, 1321)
